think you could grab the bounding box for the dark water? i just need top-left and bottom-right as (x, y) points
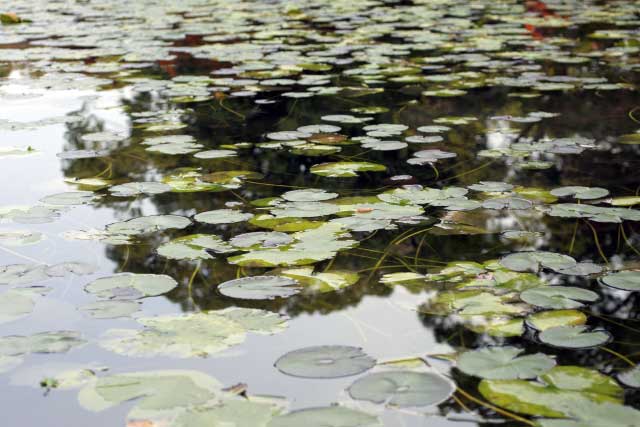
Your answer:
(1, 1), (639, 426)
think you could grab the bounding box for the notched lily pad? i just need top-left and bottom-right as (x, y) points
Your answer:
(458, 346), (556, 380)
(218, 276), (301, 300)
(275, 345), (376, 379)
(85, 273), (178, 300)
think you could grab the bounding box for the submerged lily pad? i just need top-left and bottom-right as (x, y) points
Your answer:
(347, 371), (455, 407)
(275, 346), (375, 379)
(79, 301), (140, 319)
(85, 273), (178, 300)
(458, 347), (556, 380)
(218, 276), (301, 300)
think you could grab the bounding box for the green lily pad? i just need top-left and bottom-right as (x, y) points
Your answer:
(500, 251), (577, 273)
(218, 276), (302, 300)
(538, 326), (611, 349)
(541, 366), (623, 398)
(347, 371), (455, 407)
(85, 273), (178, 300)
(599, 270), (640, 291)
(520, 286), (599, 309)
(194, 149), (237, 159)
(458, 346), (556, 380)
(0, 264), (48, 285)
(310, 162), (386, 178)
(157, 234), (233, 260)
(550, 187), (609, 200)
(106, 214), (191, 235)
(422, 289), (529, 317)
(109, 182), (171, 197)
(100, 312), (247, 358)
(194, 209), (254, 225)
(279, 267), (359, 293)
(228, 223), (357, 267)
(249, 215), (324, 232)
(282, 189), (338, 202)
(468, 181), (514, 192)
(268, 406), (380, 427)
(527, 310), (587, 331)
(618, 365), (640, 388)
(230, 232), (293, 249)
(275, 346), (375, 379)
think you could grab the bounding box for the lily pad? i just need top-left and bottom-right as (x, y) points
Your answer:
(79, 301), (140, 319)
(109, 182), (171, 197)
(275, 346), (375, 379)
(520, 286), (599, 309)
(500, 251), (577, 273)
(599, 271), (640, 291)
(347, 371), (455, 407)
(538, 326), (611, 349)
(106, 214), (191, 235)
(527, 310), (587, 331)
(218, 276), (302, 300)
(85, 273), (178, 300)
(194, 209), (254, 225)
(40, 191), (97, 206)
(282, 189), (338, 202)
(157, 234), (233, 260)
(279, 267), (359, 293)
(618, 365), (640, 388)
(550, 187), (609, 200)
(458, 346), (556, 380)
(310, 162), (386, 178)
(268, 406), (380, 427)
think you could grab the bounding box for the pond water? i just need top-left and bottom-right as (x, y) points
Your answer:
(1, 1), (640, 426)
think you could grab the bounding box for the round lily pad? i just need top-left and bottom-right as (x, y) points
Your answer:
(218, 276), (301, 300)
(520, 286), (599, 309)
(109, 182), (171, 197)
(275, 345), (376, 379)
(550, 186), (609, 200)
(79, 301), (140, 319)
(599, 271), (640, 291)
(194, 209), (254, 225)
(458, 346), (556, 380)
(85, 273), (178, 300)
(40, 191), (96, 206)
(618, 365), (640, 388)
(500, 251), (577, 273)
(347, 371), (455, 407)
(282, 189), (338, 202)
(106, 215), (191, 235)
(538, 326), (612, 349)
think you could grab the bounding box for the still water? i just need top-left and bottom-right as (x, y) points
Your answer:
(0, 1), (639, 426)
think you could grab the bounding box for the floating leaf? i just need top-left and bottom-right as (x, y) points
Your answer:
(550, 187), (609, 200)
(275, 346), (375, 379)
(520, 286), (599, 309)
(100, 312), (246, 358)
(527, 310), (587, 331)
(500, 251), (577, 273)
(347, 371), (455, 407)
(0, 290), (34, 324)
(268, 406), (380, 427)
(106, 215), (191, 235)
(85, 273), (178, 300)
(109, 182), (171, 197)
(158, 234), (233, 260)
(538, 326), (611, 349)
(599, 270), (640, 292)
(310, 162), (386, 178)
(194, 209), (254, 225)
(458, 347), (556, 380)
(618, 365), (640, 388)
(79, 301), (140, 319)
(282, 189), (338, 202)
(218, 276), (301, 300)
(279, 267), (359, 292)
(40, 191), (97, 206)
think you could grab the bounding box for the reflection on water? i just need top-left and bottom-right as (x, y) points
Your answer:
(1, 0), (640, 426)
